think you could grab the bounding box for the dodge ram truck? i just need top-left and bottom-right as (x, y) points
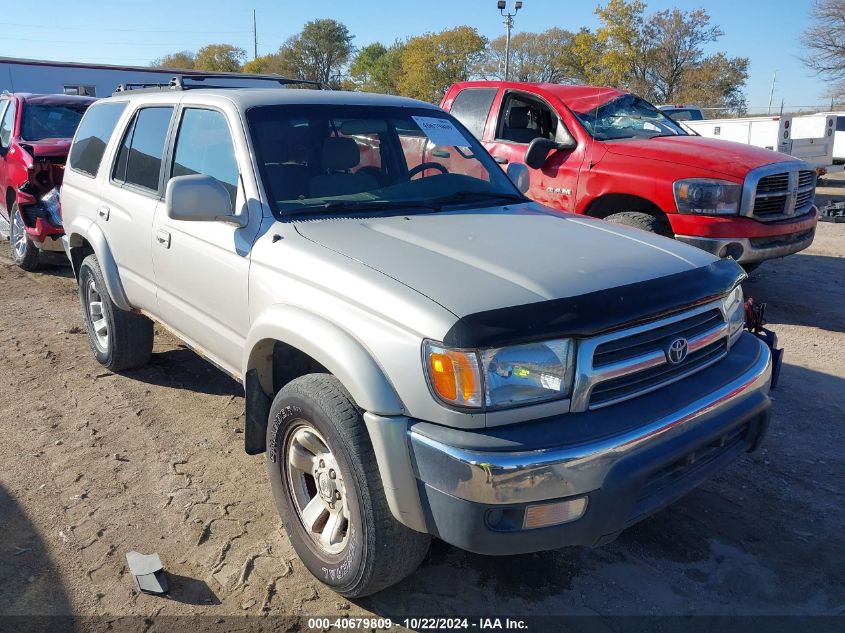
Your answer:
(0, 92), (95, 270)
(61, 79), (776, 597)
(441, 81), (818, 271)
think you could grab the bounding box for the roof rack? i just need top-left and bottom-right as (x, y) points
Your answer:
(113, 73), (323, 95)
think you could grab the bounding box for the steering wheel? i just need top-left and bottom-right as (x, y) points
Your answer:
(407, 162), (449, 180)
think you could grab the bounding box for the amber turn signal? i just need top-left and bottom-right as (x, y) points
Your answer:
(425, 343), (482, 408)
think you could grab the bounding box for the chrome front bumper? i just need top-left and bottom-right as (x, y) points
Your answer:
(409, 335), (772, 507)
(676, 229), (816, 264)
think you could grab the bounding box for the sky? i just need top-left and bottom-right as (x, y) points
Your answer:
(0, 0), (830, 111)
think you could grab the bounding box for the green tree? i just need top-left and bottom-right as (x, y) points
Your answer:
(802, 0), (845, 100)
(150, 51), (195, 69)
(397, 26), (487, 103)
(349, 41), (406, 93)
(475, 28), (577, 83)
(275, 19), (355, 87)
(193, 44), (246, 72)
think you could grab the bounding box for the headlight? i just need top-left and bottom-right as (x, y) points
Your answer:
(424, 339), (575, 410)
(723, 285), (745, 346)
(674, 179), (741, 215)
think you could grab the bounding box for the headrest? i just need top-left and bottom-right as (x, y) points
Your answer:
(508, 107), (530, 129)
(321, 137), (360, 171)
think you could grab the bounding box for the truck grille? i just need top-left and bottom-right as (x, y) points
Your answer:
(748, 167), (815, 221)
(571, 304), (729, 412)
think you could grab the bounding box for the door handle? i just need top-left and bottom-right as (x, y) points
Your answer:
(155, 229), (171, 249)
(493, 156), (509, 164)
(97, 205), (110, 220)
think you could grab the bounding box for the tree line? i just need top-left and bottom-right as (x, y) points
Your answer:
(152, 0), (749, 114)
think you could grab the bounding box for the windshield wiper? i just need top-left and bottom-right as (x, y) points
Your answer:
(282, 199), (439, 217)
(430, 190), (527, 206)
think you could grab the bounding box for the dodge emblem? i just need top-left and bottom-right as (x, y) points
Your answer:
(666, 337), (689, 365)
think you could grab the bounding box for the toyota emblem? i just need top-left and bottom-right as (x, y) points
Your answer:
(666, 337), (689, 365)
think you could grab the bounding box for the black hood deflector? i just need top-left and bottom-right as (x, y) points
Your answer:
(442, 258), (745, 348)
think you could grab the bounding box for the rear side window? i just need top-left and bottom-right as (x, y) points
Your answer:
(113, 106), (174, 192)
(69, 102), (127, 177)
(449, 88), (497, 139)
(170, 108), (239, 206)
(837, 117), (845, 133)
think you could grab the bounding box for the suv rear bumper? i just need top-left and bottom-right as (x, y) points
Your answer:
(672, 208), (818, 263)
(402, 334), (772, 554)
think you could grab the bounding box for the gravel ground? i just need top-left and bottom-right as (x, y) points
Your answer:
(0, 175), (843, 629)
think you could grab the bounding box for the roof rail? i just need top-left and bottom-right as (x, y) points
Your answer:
(113, 73), (323, 95)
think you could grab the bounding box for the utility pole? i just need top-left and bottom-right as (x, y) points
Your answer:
(253, 9), (258, 60)
(767, 70), (776, 114)
(497, 1), (523, 81)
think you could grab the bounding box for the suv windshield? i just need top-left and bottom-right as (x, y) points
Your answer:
(247, 104), (522, 216)
(22, 104), (89, 141)
(573, 94), (688, 141)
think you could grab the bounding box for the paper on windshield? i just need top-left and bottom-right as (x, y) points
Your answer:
(411, 116), (470, 147)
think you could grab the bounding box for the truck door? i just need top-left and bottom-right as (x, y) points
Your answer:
(485, 91), (583, 212)
(0, 98), (15, 219)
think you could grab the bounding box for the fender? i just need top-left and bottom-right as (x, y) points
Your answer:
(65, 216), (132, 311)
(244, 304), (404, 416)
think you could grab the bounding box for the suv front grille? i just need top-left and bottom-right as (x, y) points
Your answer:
(571, 304), (729, 412)
(749, 168), (815, 221)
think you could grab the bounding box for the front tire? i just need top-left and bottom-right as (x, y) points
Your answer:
(10, 204), (41, 271)
(78, 254), (154, 371)
(605, 211), (673, 237)
(266, 374), (430, 597)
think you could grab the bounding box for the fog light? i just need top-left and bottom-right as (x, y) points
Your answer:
(523, 497), (587, 529)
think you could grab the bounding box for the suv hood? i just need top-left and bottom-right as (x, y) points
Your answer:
(604, 135), (792, 178)
(294, 204), (716, 318)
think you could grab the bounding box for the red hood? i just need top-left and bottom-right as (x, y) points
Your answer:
(603, 136), (794, 179)
(18, 138), (72, 159)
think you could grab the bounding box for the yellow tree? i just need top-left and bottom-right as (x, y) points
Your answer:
(397, 27), (486, 103)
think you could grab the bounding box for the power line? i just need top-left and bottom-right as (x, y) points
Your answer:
(1, 35), (247, 47)
(0, 20), (251, 34)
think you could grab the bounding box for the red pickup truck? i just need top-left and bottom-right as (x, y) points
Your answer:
(441, 82), (818, 270)
(0, 92), (95, 270)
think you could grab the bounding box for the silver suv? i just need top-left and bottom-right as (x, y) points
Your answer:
(61, 76), (776, 597)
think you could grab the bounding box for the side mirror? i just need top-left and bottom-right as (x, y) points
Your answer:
(524, 138), (558, 169)
(506, 163), (530, 194)
(165, 174), (244, 227)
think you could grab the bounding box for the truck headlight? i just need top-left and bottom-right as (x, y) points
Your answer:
(424, 339), (575, 410)
(674, 179), (741, 215)
(723, 285), (744, 346)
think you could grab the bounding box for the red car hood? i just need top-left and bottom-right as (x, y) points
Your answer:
(19, 138), (72, 159)
(603, 135), (794, 179)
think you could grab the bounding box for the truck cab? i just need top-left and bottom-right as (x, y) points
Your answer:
(441, 82), (818, 269)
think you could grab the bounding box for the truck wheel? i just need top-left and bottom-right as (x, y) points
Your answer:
(78, 254), (153, 371)
(605, 211), (672, 237)
(266, 374), (431, 597)
(9, 204), (42, 271)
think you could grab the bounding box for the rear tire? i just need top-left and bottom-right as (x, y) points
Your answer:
(10, 203), (41, 272)
(605, 211), (673, 237)
(266, 374), (430, 597)
(78, 254), (153, 371)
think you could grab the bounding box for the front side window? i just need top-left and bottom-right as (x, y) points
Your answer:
(574, 95), (688, 141)
(69, 102), (127, 177)
(496, 94), (558, 144)
(21, 103), (89, 141)
(0, 100), (16, 149)
(113, 106), (174, 192)
(247, 104), (521, 217)
(170, 108), (239, 207)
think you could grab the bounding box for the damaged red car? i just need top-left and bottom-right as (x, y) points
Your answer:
(0, 92), (96, 270)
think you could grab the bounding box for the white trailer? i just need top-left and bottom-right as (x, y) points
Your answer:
(684, 114), (836, 169)
(684, 115), (792, 154)
(1, 56), (291, 97)
(815, 112), (845, 164)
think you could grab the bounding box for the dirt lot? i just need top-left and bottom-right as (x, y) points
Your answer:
(1, 176), (843, 628)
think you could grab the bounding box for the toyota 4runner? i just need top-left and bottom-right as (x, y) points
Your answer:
(61, 76), (776, 597)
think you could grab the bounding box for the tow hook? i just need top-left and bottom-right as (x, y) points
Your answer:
(744, 298), (783, 389)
